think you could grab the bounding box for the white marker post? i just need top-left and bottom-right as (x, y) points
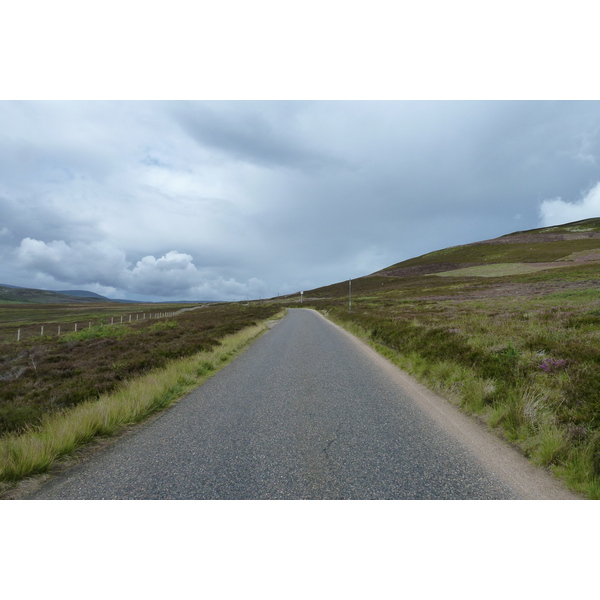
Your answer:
(349, 279), (352, 313)
(300, 291), (303, 304)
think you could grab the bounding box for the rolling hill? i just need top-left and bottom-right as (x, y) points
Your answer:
(0, 284), (115, 304)
(301, 217), (600, 301)
(0, 284), (220, 305)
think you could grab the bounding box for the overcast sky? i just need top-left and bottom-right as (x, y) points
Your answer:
(2, 2), (599, 303)
(1, 100), (600, 301)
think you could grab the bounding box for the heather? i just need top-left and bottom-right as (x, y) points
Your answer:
(291, 219), (600, 498)
(0, 303), (280, 436)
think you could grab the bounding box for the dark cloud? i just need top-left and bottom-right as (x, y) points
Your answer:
(172, 101), (347, 172)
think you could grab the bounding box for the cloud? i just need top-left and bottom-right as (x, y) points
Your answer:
(15, 238), (264, 301)
(539, 182), (600, 226)
(4, 101), (600, 301)
(16, 238), (127, 286)
(173, 101), (346, 172)
(130, 251), (200, 296)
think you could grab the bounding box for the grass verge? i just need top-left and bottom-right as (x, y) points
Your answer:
(320, 308), (597, 499)
(0, 311), (284, 492)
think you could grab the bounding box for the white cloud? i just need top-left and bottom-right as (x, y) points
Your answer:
(539, 182), (600, 226)
(130, 251), (199, 296)
(16, 238), (128, 286)
(15, 238), (263, 301)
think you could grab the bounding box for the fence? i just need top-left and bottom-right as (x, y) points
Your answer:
(9, 310), (185, 343)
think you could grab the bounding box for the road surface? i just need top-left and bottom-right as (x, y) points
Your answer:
(26, 308), (578, 499)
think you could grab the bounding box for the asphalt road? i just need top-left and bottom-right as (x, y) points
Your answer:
(26, 308), (577, 500)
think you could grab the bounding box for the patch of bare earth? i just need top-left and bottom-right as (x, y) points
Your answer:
(376, 263), (485, 278)
(472, 231), (600, 245)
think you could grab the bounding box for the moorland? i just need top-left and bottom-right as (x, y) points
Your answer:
(0, 301), (281, 489)
(2, 217), (600, 498)
(0, 301), (280, 435)
(293, 217), (600, 498)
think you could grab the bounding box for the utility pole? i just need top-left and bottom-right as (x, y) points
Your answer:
(349, 279), (352, 312)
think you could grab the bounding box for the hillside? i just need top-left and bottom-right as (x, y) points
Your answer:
(56, 290), (112, 300)
(0, 284), (114, 304)
(379, 217), (600, 275)
(296, 217), (600, 498)
(302, 217), (600, 301)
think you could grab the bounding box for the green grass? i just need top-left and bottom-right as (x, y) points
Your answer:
(544, 289), (600, 300)
(60, 323), (133, 342)
(0, 301), (188, 343)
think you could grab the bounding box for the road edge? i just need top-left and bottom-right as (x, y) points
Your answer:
(309, 308), (581, 500)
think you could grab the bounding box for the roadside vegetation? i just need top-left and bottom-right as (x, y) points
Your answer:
(297, 218), (600, 499)
(3, 217), (600, 498)
(0, 301), (184, 344)
(0, 303), (282, 491)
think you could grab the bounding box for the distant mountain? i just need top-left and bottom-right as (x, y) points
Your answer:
(0, 283), (26, 289)
(57, 290), (112, 300)
(0, 284), (114, 304)
(0, 283), (224, 305)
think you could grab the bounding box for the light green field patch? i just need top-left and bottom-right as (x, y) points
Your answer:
(557, 249), (600, 262)
(545, 288), (600, 300)
(433, 263), (566, 278)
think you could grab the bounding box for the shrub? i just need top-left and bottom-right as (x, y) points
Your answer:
(539, 358), (570, 373)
